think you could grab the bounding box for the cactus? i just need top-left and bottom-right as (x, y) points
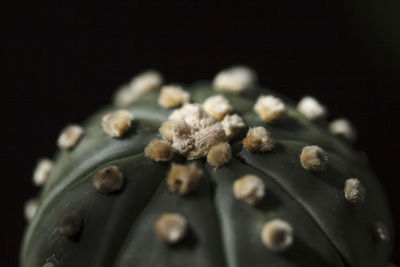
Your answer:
(21, 66), (393, 267)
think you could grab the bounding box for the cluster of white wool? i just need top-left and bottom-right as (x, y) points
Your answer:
(102, 110), (134, 138)
(57, 124), (84, 150)
(24, 198), (39, 221)
(221, 113), (246, 139)
(114, 70), (163, 107)
(297, 96), (327, 120)
(233, 174), (265, 205)
(158, 85), (190, 109)
(33, 158), (53, 186)
(154, 213), (188, 244)
(261, 219), (294, 251)
(213, 66), (256, 93)
(164, 103), (229, 159)
(203, 94), (233, 120)
(344, 178), (365, 203)
(254, 95), (286, 122)
(329, 118), (356, 141)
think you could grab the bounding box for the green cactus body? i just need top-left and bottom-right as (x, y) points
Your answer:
(21, 67), (393, 267)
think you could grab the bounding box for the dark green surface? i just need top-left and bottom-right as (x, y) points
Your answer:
(21, 83), (393, 267)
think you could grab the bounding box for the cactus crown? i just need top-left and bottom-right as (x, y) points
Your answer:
(21, 66), (393, 267)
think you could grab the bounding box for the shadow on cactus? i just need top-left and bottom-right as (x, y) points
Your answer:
(21, 66), (394, 267)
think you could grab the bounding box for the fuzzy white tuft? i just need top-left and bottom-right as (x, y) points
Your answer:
(344, 178), (365, 203)
(213, 66), (256, 93)
(155, 213), (188, 244)
(24, 198), (39, 221)
(203, 95), (233, 120)
(158, 85), (190, 109)
(221, 113), (246, 139)
(297, 96), (327, 120)
(169, 103), (215, 130)
(33, 158), (53, 186)
(114, 70), (163, 106)
(243, 126), (275, 152)
(329, 118), (356, 141)
(261, 219), (293, 252)
(254, 95), (286, 122)
(102, 110), (134, 138)
(300, 145), (328, 172)
(234, 175), (265, 205)
(57, 125), (84, 150)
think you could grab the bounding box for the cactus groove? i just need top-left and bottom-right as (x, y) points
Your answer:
(21, 67), (393, 267)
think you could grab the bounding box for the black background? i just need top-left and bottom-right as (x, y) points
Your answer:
(1, 1), (399, 266)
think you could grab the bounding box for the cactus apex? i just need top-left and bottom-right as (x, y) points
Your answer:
(207, 142), (232, 168)
(344, 178), (366, 203)
(203, 94), (233, 121)
(42, 263), (54, 267)
(169, 103), (215, 130)
(58, 211), (83, 237)
(101, 110), (134, 138)
(233, 174), (265, 205)
(261, 219), (294, 252)
(93, 165), (124, 194)
(57, 124), (84, 150)
(167, 162), (203, 195)
(33, 158), (53, 186)
(155, 213), (188, 244)
(300, 145), (328, 172)
(253, 95), (286, 122)
(297, 96), (327, 120)
(158, 85), (190, 109)
(144, 139), (173, 162)
(243, 126), (275, 152)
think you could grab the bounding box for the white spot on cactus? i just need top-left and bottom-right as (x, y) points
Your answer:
(102, 110), (134, 138)
(203, 95), (233, 121)
(93, 165), (124, 194)
(243, 126), (275, 152)
(167, 163), (203, 195)
(207, 142), (232, 168)
(234, 175), (265, 205)
(213, 66), (256, 93)
(33, 158), (53, 186)
(155, 213), (188, 244)
(374, 222), (390, 242)
(169, 103), (215, 130)
(144, 139), (173, 162)
(261, 219), (293, 252)
(344, 178), (365, 203)
(114, 70), (163, 107)
(24, 198), (39, 221)
(221, 114), (246, 139)
(158, 85), (190, 109)
(57, 125), (84, 150)
(329, 118), (356, 141)
(300, 145), (328, 172)
(58, 211), (83, 237)
(297, 96), (327, 120)
(159, 121), (174, 141)
(254, 95), (286, 122)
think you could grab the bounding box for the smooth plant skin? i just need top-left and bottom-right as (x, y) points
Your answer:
(21, 70), (393, 267)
